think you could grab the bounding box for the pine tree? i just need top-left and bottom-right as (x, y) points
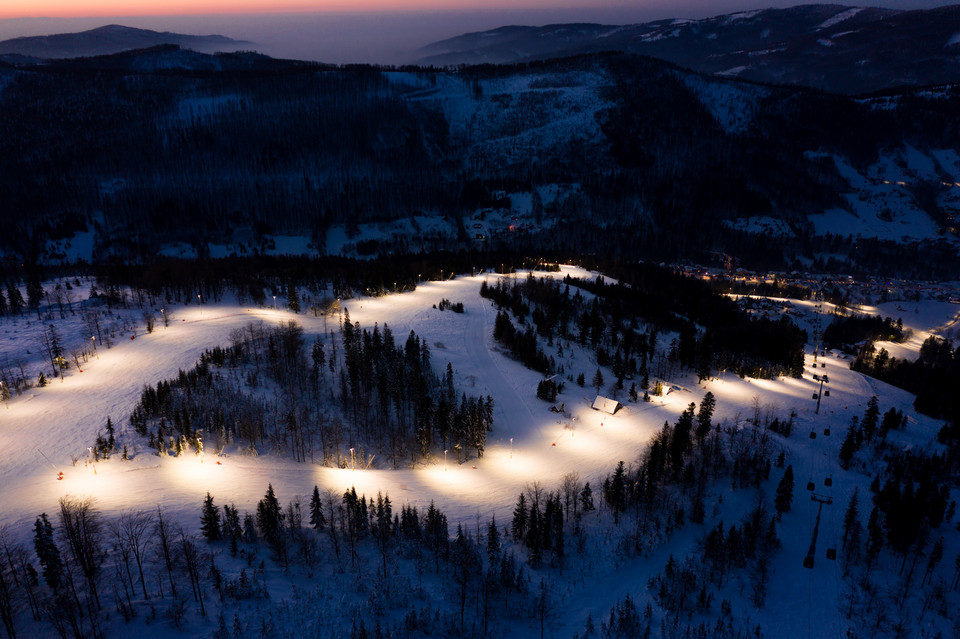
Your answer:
(842, 489), (860, 551)
(862, 396), (880, 441)
(287, 282), (300, 313)
(604, 462), (627, 523)
(696, 392), (716, 441)
(309, 485), (326, 530)
(105, 417), (116, 452)
(5, 282), (23, 316)
(866, 506), (884, 567)
(201, 493), (222, 542)
(592, 368), (604, 394)
(580, 482), (595, 512)
(526, 499), (544, 567)
(839, 425), (857, 469)
(37, 372), (47, 388)
(511, 493), (528, 542)
(26, 274), (44, 313)
(33, 513), (63, 590)
(774, 466), (794, 519)
(486, 515), (501, 568)
(256, 484), (284, 547)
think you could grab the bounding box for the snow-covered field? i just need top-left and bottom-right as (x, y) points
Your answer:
(1, 266), (958, 638)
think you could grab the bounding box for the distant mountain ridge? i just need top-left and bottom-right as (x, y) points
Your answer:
(0, 24), (249, 60)
(416, 4), (960, 94)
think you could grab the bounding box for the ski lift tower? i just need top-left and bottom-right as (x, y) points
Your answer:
(815, 374), (829, 415)
(803, 491), (833, 569)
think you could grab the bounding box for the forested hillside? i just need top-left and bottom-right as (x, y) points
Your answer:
(2, 48), (960, 274)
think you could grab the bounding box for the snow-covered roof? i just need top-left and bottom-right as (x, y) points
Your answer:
(592, 396), (622, 415)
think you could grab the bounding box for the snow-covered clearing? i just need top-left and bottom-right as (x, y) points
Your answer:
(1, 266), (958, 638)
(680, 74), (767, 135)
(817, 8), (864, 31)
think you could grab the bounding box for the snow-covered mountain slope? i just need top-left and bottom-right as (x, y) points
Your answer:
(1, 268), (958, 639)
(415, 4), (960, 95)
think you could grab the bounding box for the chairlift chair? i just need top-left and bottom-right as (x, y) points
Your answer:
(809, 430), (817, 439)
(824, 475), (832, 487)
(826, 548), (837, 560)
(806, 479), (815, 491)
(823, 427), (831, 436)
(803, 555), (815, 569)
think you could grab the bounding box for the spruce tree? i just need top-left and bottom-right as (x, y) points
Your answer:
(696, 392), (716, 441)
(309, 485), (326, 530)
(592, 368), (604, 395)
(5, 283), (23, 316)
(256, 484), (284, 547)
(287, 282), (300, 313)
(486, 515), (501, 568)
(839, 425), (857, 469)
(33, 513), (63, 590)
(580, 482), (595, 512)
(201, 493), (222, 542)
(511, 493), (527, 542)
(842, 489), (860, 551)
(862, 396), (880, 441)
(774, 466), (794, 519)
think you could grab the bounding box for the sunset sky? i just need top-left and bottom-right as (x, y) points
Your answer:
(0, 0), (953, 64)
(0, 0), (952, 19)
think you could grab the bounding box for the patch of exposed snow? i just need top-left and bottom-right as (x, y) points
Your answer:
(715, 65), (747, 77)
(43, 229), (96, 264)
(903, 143), (937, 177)
(681, 74), (767, 134)
(817, 38), (834, 47)
(722, 9), (762, 25)
(931, 148), (960, 177)
(858, 94), (899, 111)
(641, 28), (681, 42)
(817, 7), (864, 30)
(748, 47), (786, 57)
(946, 31), (960, 47)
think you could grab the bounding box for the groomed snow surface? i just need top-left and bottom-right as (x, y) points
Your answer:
(1, 267), (958, 638)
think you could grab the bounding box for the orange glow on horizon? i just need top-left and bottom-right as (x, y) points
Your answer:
(0, 0), (529, 19)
